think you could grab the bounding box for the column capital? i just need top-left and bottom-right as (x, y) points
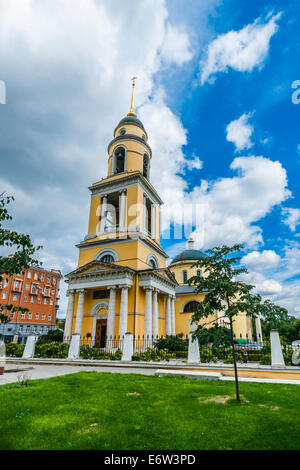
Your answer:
(66, 289), (75, 296)
(107, 285), (117, 291)
(144, 286), (154, 292)
(77, 289), (87, 295)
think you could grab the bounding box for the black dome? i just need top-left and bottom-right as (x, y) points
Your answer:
(170, 249), (206, 265)
(117, 116), (145, 130)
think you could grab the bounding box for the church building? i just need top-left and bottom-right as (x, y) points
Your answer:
(64, 81), (255, 347)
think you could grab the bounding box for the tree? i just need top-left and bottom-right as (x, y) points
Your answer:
(0, 194), (41, 327)
(189, 244), (288, 402)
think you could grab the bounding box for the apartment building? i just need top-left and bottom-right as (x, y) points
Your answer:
(0, 266), (62, 343)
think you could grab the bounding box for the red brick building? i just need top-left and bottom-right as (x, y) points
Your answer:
(0, 266), (62, 343)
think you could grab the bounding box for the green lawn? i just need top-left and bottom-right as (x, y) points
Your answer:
(0, 371), (300, 450)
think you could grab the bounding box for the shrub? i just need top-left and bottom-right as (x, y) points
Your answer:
(35, 343), (69, 358)
(36, 329), (64, 344)
(132, 348), (175, 362)
(223, 351), (243, 364)
(79, 345), (122, 361)
(4, 343), (25, 357)
(259, 353), (271, 365)
(154, 334), (188, 352)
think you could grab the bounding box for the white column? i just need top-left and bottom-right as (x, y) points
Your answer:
(119, 190), (126, 232)
(165, 295), (171, 336)
(64, 289), (75, 341)
(100, 195), (107, 233)
(119, 287), (129, 337)
(107, 287), (117, 341)
(74, 289), (86, 337)
(255, 316), (263, 342)
(152, 289), (158, 338)
(151, 204), (156, 239)
(144, 288), (153, 338)
(171, 296), (175, 336)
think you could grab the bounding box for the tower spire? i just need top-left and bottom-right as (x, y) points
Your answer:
(127, 77), (137, 117)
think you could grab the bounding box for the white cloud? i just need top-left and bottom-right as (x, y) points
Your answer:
(160, 24), (193, 66)
(282, 207), (300, 232)
(185, 157), (203, 171)
(241, 250), (281, 271)
(226, 113), (254, 152)
(200, 12), (282, 84)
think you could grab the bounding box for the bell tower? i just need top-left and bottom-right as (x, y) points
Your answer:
(76, 79), (168, 271)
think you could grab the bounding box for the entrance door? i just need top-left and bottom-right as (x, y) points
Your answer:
(95, 319), (107, 348)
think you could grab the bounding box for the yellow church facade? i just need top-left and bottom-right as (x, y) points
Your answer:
(64, 83), (254, 347)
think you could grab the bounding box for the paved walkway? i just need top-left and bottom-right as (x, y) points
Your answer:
(1, 363), (300, 385)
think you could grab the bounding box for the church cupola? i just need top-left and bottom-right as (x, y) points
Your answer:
(108, 78), (151, 179)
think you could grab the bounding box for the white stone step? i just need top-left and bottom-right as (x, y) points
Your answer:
(155, 369), (221, 380)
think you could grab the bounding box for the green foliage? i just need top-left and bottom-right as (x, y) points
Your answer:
(4, 342), (25, 357)
(0, 194), (42, 324)
(223, 352), (243, 364)
(132, 348), (175, 362)
(154, 333), (188, 352)
(34, 343), (69, 358)
(36, 329), (64, 344)
(197, 325), (232, 348)
(79, 345), (122, 360)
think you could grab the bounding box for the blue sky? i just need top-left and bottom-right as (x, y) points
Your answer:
(0, 0), (299, 316)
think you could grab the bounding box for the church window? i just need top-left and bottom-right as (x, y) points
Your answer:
(147, 254), (158, 269)
(119, 128), (126, 136)
(182, 270), (188, 284)
(143, 154), (149, 179)
(100, 254), (114, 263)
(93, 290), (109, 300)
(197, 270), (201, 277)
(113, 146), (126, 174)
(183, 301), (200, 313)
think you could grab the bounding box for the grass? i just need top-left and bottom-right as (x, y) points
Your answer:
(0, 371), (300, 450)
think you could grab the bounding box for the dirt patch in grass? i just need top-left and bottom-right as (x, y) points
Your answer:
(258, 404), (280, 411)
(198, 394), (250, 404)
(126, 392), (140, 397)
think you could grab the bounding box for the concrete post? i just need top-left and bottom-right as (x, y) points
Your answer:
(22, 335), (37, 359)
(119, 287), (129, 337)
(188, 321), (200, 364)
(64, 289), (75, 341)
(165, 295), (171, 336)
(152, 289), (158, 338)
(68, 333), (81, 360)
(270, 330), (285, 368)
(0, 340), (5, 375)
(74, 289), (86, 336)
(122, 332), (134, 361)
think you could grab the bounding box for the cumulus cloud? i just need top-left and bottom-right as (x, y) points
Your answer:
(200, 12), (282, 84)
(241, 250), (281, 271)
(226, 113), (254, 152)
(282, 207), (300, 232)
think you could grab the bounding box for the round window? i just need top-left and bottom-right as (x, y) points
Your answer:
(119, 128), (126, 136)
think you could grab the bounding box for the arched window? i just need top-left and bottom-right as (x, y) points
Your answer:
(143, 154), (149, 179)
(197, 270), (201, 277)
(182, 270), (188, 284)
(183, 301), (200, 313)
(114, 147), (126, 174)
(94, 248), (119, 263)
(100, 254), (114, 263)
(147, 254), (159, 269)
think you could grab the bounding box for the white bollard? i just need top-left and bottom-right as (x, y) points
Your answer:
(270, 330), (285, 368)
(22, 335), (37, 359)
(122, 333), (133, 361)
(68, 333), (81, 360)
(188, 333), (200, 364)
(0, 340), (5, 375)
